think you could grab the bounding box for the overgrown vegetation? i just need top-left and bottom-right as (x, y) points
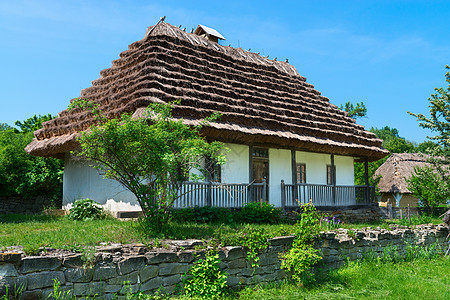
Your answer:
(0, 114), (63, 202)
(68, 198), (106, 221)
(69, 99), (225, 234)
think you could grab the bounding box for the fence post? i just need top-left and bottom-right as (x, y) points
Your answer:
(206, 181), (212, 207)
(262, 179), (267, 203)
(281, 180), (286, 211)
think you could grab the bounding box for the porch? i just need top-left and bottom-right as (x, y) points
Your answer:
(172, 180), (376, 209)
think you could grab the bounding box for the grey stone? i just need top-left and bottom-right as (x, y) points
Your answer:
(105, 284), (122, 293)
(226, 268), (243, 275)
(0, 252), (21, 264)
(119, 283), (140, 295)
(141, 277), (163, 291)
(64, 268), (93, 283)
(93, 264), (117, 281)
(21, 256), (61, 273)
(162, 284), (180, 295)
(227, 258), (247, 269)
(178, 251), (195, 263)
(141, 265), (159, 282)
(226, 275), (240, 286)
(73, 282), (105, 296)
(224, 246), (245, 260)
(0, 276), (27, 295)
(259, 253), (280, 266)
(268, 235), (295, 246)
(0, 263), (18, 277)
(42, 284), (73, 299)
(27, 271), (65, 289)
(159, 263), (189, 276)
(162, 274), (181, 286)
(146, 252), (179, 264)
(21, 290), (42, 300)
(62, 254), (83, 268)
(117, 256), (146, 275)
(109, 271), (139, 285)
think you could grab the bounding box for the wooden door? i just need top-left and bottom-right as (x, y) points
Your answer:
(252, 159), (269, 202)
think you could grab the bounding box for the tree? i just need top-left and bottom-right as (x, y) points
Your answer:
(69, 99), (226, 234)
(339, 101), (367, 119)
(0, 117), (63, 201)
(407, 166), (450, 215)
(15, 114), (54, 133)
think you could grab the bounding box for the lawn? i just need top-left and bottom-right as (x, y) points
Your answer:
(232, 257), (450, 300)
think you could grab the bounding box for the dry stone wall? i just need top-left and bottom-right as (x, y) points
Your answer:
(1, 225), (448, 298)
(0, 196), (59, 215)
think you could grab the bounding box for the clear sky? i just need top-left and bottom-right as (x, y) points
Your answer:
(1, 0), (449, 144)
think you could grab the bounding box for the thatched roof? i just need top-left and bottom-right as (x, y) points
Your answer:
(25, 21), (388, 161)
(375, 153), (429, 194)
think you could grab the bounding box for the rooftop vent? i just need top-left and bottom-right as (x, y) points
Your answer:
(194, 24), (226, 43)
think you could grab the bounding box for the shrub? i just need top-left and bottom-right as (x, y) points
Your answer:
(183, 250), (228, 299)
(235, 202), (281, 224)
(68, 198), (105, 221)
(172, 206), (234, 224)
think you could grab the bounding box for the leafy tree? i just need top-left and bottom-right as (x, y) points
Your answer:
(407, 166), (450, 215)
(416, 141), (440, 153)
(69, 99), (225, 234)
(370, 126), (415, 153)
(0, 117), (63, 201)
(339, 101), (367, 119)
(15, 114), (53, 133)
(0, 123), (14, 131)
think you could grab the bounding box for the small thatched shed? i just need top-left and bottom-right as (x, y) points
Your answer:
(25, 20), (388, 211)
(375, 153), (429, 207)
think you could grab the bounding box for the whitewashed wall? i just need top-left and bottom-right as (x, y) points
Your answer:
(63, 153), (140, 211)
(221, 143), (249, 184)
(268, 148), (292, 207)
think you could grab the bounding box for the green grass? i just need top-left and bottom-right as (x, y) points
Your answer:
(231, 257), (450, 300)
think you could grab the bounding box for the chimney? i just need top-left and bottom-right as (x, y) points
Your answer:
(194, 24), (226, 43)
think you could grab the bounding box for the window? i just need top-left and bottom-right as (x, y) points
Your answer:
(205, 156), (221, 182)
(252, 148), (269, 159)
(327, 165), (336, 185)
(296, 163), (306, 183)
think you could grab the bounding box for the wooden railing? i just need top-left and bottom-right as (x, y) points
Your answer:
(281, 181), (375, 208)
(172, 181), (266, 208)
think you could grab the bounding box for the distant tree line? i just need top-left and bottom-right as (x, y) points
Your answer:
(0, 114), (63, 203)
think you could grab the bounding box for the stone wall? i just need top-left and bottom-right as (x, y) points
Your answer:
(0, 196), (60, 215)
(1, 225), (448, 298)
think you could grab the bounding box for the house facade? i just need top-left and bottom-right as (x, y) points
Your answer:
(26, 21), (388, 212)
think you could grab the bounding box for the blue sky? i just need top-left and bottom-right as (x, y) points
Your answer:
(0, 0), (449, 144)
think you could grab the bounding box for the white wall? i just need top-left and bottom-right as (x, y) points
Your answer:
(295, 151), (354, 185)
(268, 148), (292, 207)
(221, 143), (249, 184)
(63, 153), (140, 211)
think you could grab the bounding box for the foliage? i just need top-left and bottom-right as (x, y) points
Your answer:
(235, 202), (282, 224)
(49, 278), (72, 300)
(0, 115), (63, 201)
(69, 99), (225, 234)
(183, 250), (228, 299)
(322, 214), (342, 230)
(14, 113), (54, 133)
(406, 166), (450, 215)
(172, 206), (234, 224)
(68, 198), (105, 221)
(339, 101), (367, 119)
(281, 203), (323, 285)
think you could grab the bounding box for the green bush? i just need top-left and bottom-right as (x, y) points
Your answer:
(183, 250), (228, 299)
(235, 202), (281, 224)
(172, 206), (233, 224)
(68, 198), (105, 221)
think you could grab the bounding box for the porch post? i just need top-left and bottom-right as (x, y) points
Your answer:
(249, 145), (253, 202)
(291, 149), (298, 204)
(364, 160), (369, 203)
(331, 154), (336, 205)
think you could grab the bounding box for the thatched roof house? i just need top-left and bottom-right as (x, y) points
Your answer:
(25, 20), (388, 211)
(375, 153), (428, 207)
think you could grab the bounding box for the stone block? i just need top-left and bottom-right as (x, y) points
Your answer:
(158, 263), (189, 276)
(162, 274), (181, 286)
(226, 258), (247, 269)
(73, 282), (105, 297)
(140, 277), (163, 291)
(162, 284), (179, 295)
(21, 256), (61, 273)
(226, 275), (240, 286)
(109, 271), (139, 285)
(105, 284), (122, 293)
(141, 265), (159, 282)
(27, 271), (65, 290)
(119, 283), (140, 295)
(42, 284), (73, 299)
(178, 251), (195, 263)
(146, 252), (179, 264)
(61, 254), (83, 268)
(268, 236), (295, 246)
(93, 264), (117, 281)
(0, 253), (21, 264)
(226, 268), (243, 275)
(224, 246), (245, 261)
(64, 268), (93, 283)
(0, 263), (18, 277)
(258, 253), (280, 266)
(21, 290), (42, 300)
(117, 256), (146, 275)
(0, 276), (27, 295)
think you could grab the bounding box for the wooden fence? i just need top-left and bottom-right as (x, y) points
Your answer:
(281, 181), (375, 208)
